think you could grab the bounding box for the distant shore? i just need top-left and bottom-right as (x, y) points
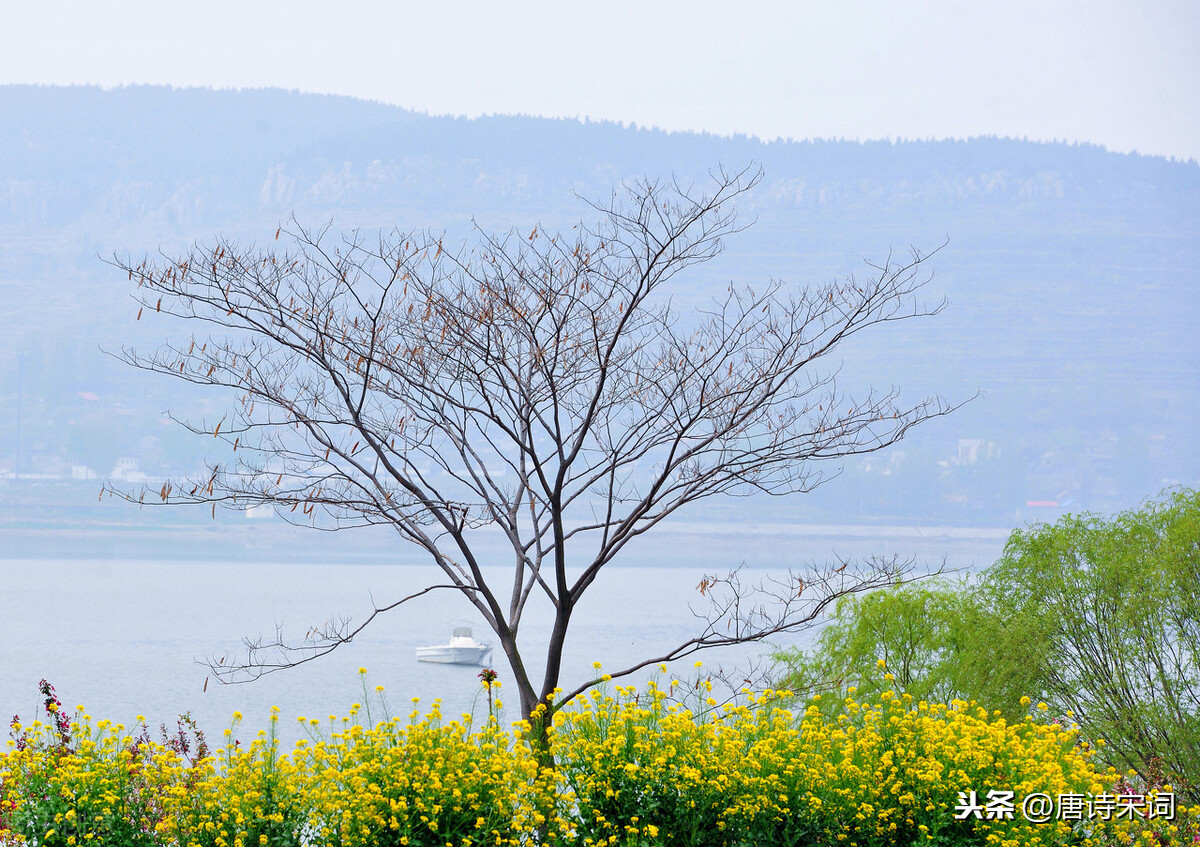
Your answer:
(657, 521), (1011, 540)
(0, 517), (1011, 566)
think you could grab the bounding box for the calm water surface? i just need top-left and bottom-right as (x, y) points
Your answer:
(0, 529), (1003, 744)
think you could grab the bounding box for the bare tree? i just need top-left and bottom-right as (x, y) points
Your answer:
(108, 167), (953, 751)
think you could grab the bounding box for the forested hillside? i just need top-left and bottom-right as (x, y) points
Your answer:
(2, 84), (1197, 543)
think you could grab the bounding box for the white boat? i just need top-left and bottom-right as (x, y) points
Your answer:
(415, 626), (493, 665)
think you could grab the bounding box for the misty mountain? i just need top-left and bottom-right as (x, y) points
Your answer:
(1, 84), (1197, 546)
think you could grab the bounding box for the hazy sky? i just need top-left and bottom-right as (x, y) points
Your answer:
(4, 1), (1199, 161)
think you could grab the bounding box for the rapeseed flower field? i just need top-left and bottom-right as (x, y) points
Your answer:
(1, 672), (1194, 846)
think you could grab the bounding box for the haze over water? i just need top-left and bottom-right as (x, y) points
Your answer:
(2, 84), (1194, 754)
(1, 525), (1002, 745)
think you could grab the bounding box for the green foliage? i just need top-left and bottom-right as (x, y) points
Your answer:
(1, 715), (174, 847)
(6, 675), (1200, 846)
(774, 489), (1200, 801)
(160, 709), (309, 847)
(969, 488), (1200, 798)
(772, 580), (974, 708)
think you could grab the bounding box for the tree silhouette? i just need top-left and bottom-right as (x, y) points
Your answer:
(108, 167), (952, 751)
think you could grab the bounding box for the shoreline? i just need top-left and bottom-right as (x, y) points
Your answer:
(0, 520), (1012, 565)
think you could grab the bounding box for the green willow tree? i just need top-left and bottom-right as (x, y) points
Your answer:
(107, 168), (951, 752)
(968, 489), (1200, 796)
(772, 580), (974, 708)
(775, 489), (1200, 797)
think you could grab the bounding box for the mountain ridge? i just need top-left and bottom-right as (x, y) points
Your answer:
(1, 84), (1196, 536)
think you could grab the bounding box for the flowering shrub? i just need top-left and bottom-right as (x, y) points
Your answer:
(554, 678), (761, 846)
(553, 673), (1152, 846)
(156, 708), (309, 847)
(1, 681), (181, 847)
(2, 674), (1196, 846)
(297, 695), (564, 846)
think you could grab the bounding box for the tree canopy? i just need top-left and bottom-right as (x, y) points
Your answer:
(774, 488), (1200, 797)
(109, 168), (952, 743)
(971, 488), (1200, 790)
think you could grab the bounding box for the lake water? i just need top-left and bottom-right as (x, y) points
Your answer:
(0, 526), (1005, 746)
